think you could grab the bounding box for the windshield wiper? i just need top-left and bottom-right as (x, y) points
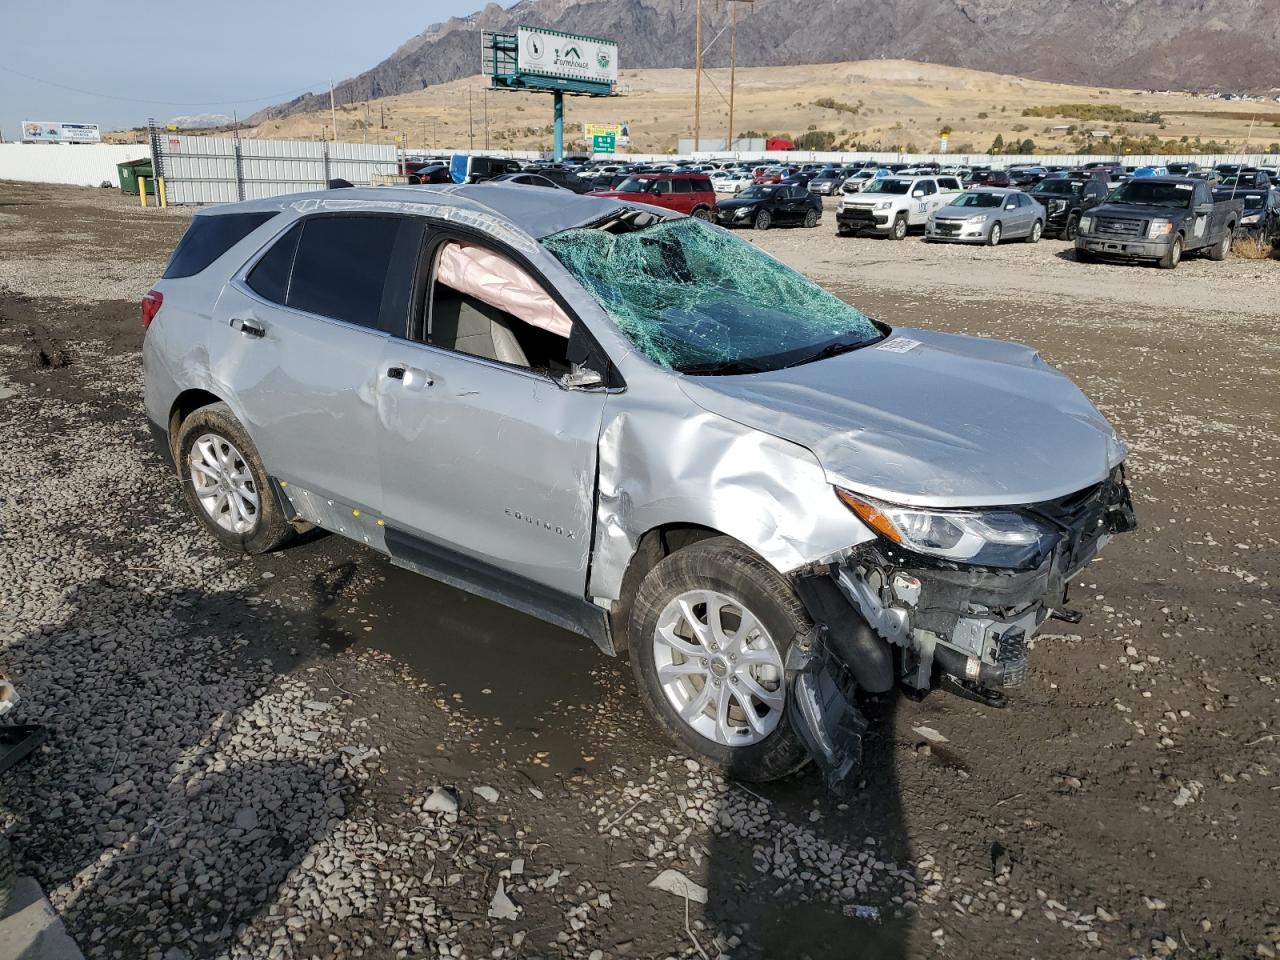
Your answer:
(784, 336), (876, 368)
(679, 359), (770, 376)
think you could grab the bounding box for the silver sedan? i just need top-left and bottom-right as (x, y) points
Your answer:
(926, 188), (1045, 245)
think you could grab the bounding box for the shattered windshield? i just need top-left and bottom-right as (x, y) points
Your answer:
(862, 179), (912, 195)
(542, 218), (882, 374)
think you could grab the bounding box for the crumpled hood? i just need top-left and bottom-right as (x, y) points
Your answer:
(678, 328), (1127, 508)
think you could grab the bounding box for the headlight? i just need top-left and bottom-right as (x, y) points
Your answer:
(1148, 218), (1174, 239)
(966, 214), (989, 223)
(875, 201), (894, 210)
(1078, 215), (1093, 233)
(1241, 213), (1261, 225)
(836, 489), (1060, 569)
(735, 208), (751, 218)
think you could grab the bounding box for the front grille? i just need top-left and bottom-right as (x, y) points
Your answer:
(1095, 216), (1144, 238)
(1031, 469), (1134, 575)
(933, 219), (963, 235)
(841, 207), (879, 224)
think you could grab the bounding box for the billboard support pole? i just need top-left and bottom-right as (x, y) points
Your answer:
(553, 91), (564, 161)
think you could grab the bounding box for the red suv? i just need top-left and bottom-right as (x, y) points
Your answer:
(588, 172), (717, 220)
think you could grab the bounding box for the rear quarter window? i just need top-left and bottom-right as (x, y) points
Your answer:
(163, 212), (277, 279)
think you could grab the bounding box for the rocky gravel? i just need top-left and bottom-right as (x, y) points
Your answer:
(0, 182), (1277, 959)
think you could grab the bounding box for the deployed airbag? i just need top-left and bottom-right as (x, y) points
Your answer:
(436, 241), (572, 338)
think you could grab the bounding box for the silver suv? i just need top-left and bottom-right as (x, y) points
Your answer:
(143, 185), (1135, 788)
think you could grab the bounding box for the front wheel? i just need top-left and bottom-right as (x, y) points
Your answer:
(803, 209), (820, 228)
(889, 213), (908, 241)
(1025, 220), (1043, 244)
(1158, 235), (1183, 270)
(1063, 214), (1080, 241)
(175, 402), (296, 554)
(628, 538), (810, 782)
(836, 224), (852, 237)
(987, 222), (1002, 246)
(754, 210), (772, 230)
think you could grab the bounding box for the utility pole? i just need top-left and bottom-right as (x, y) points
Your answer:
(694, 0), (702, 153)
(469, 84), (475, 150)
(727, 2), (736, 150)
(329, 79), (338, 142)
(364, 101), (370, 144)
(485, 86), (490, 150)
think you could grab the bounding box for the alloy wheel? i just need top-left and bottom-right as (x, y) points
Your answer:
(189, 433), (260, 535)
(652, 590), (785, 747)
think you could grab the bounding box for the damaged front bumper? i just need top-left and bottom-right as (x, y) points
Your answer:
(786, 470), (1136, 791)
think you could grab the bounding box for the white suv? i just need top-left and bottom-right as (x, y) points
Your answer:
(836, 175), (963, 239)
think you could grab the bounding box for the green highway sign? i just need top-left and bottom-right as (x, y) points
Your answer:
(592, 132), (616, 154)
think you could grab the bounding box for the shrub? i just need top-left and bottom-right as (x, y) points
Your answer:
(1231, 235), (1275, 260)
(1023, 103), (1163, 124)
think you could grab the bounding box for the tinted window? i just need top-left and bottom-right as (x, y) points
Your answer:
(163, 212), (276, 279)
(286, 216), (402, 329)
(672, 179), (693, 194)
(938, 177), (961, 191)
(246, 223), (302, 304)
(695, 178), (713, 193)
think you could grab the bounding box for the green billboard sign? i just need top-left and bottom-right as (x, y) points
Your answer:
(592, 132), (616, 154)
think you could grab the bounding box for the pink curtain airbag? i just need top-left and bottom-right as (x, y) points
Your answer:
(436, 242), (572, 338)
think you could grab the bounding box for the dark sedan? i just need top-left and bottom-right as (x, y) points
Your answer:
(1215, 187), (1280, 240)
(714, 183), (823, 230)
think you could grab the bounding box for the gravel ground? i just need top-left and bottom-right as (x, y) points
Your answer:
(0, 181), (1277, 960)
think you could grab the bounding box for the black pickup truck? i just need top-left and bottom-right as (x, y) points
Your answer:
(1074, 176), (1243, 269)
(1029, 176), (1109, 239)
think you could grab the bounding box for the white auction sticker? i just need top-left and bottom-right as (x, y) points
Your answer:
(877, 337), (922, 354)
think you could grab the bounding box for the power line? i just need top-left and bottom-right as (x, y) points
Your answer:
(0, 64), (328, 108)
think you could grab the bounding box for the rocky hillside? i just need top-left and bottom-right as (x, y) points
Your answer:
(252, 0), (1280, 123)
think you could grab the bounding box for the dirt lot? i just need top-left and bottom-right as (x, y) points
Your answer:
(0, 181), (1277, 960)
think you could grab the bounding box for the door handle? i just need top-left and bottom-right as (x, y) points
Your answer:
(230, 317), (265, 338)
(388, 364), (433, 389)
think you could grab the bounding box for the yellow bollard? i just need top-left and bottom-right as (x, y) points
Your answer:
(139, 176), (148, 208)
(156, 175), (167, 208)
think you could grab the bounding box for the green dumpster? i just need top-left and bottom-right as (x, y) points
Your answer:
(117, 158), (154, 195)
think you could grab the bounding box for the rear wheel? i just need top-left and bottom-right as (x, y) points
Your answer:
(1158, 235), (1183, 270)
(175, 402), (295, 554)
(1207, 227), (1231, 261)
(803, 209), (820, 228)
(1025, 220), (1043, 243)
(628, 538), (810, 782)
(0, 835), (14, 917)
(753, 210), (772, 231)
(987, 222), (1003, 246)
(691, 207), (713, 222)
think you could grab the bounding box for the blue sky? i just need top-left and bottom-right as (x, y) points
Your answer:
(1, 1), (497, 139)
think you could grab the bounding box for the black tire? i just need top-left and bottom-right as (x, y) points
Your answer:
(628, 538), (811, 782)
(1158, 235), (1183, 270)
(1025, 220), (1043, 244)
(1207, 227), (1231, 261)
(836, 224), (852, 237)
(0, 835), (14, 917)
(802, 209), (820, 228)
(175, 402), (296, 554)
(1063, 214), (1080, 242)
(753, 210), (772, 230)
(889, 213), (908, 241)
(691, 207), (713, 222)
(987, 221), (1002, 246)
(1076, 246), (1096, 263)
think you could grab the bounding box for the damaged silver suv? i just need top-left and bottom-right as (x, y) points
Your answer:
(143, 185), (1135, 790)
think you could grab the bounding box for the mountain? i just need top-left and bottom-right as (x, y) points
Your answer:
(250, 0), (1280, 123)
(166, 114), (233, 130)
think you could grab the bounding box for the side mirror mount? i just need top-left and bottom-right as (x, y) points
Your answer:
(561, 367), (605, 390)
(911, 190), (925, 198)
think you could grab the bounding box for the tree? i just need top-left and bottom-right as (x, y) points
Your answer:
(989, 133), (1005, 153)
(1017, 138), (1036, 154)
(793, 130), (837, 151)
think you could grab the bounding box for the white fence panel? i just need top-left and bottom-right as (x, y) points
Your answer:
(157, 134), (400, 205)
(0, 143), (151, 187)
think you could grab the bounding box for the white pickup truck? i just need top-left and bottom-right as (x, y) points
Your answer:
(837, 175), (964, 239)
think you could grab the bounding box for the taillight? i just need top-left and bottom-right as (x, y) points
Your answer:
(141, 289), (163, 331)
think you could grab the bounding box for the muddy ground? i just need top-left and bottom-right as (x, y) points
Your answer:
(0, 181), (1276, 960)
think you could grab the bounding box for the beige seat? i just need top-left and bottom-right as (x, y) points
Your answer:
(430, 288), (530, 367)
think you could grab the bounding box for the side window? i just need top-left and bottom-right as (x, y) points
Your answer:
(652, 179), (672, 195)
(938, 177), (959, 191)
(246, 222), (302, 304)
(695, 177), (713, 193)
(425, 240), (573, 377)
(916, 180), (937, 196)
(1194, 183), (1210, 206)
(672, 179), (693, 194)
(286, 215), (404, 330)
(164, 212), (277, 279)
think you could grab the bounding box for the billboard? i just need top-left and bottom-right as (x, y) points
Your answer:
(517, 26), (618, 86)
(584, 122), (630, 146)
(21, 121), (101, 144)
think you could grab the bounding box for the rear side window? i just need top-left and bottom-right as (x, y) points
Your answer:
(246, 223), (301, 304)
(695, 177), (713, 192)
(287, 216), (403, 328)
(163, 212), (276, 279)
(672, 179), (693, 194)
